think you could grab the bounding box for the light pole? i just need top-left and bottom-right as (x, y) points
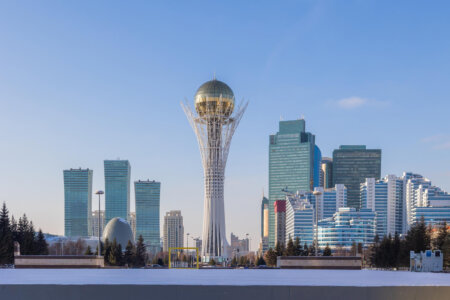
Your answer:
(246, 233), (250, 252)
(313, 191), (322, 257)
(95, 190), (104, 257)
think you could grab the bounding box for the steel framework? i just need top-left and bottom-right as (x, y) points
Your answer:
(181, 96), (247, 261)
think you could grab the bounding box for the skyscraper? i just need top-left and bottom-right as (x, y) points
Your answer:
(104, 160), (131, 225)
(63, 168), (93, 237)
(269, 119), (316, 247)
(332, 145), (381, 209)
(135, 180), (161, 252)
(361, 175), (403, 237)
(321, 157), (333, 189)
(261, 196), (269, 239)
(182, 79), (247, 262)
(313, 145), (322, 188)
(274, 200), (286, 246)
(163, 210), (184, 252)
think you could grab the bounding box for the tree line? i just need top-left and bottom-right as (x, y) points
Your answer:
(0, 203), (48, 265)
(368, 217), (449, 269)
(264, 237), (332, 266)
(93, 235), (147, 267)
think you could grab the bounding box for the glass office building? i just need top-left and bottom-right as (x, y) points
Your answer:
(321, 157), (333, 189)
(313, 145), (322, 188)
(317, 207), (376, 250)
(269, 119), (316, 247)
(104, 160), (131, 225)
(135, 180), (161, 252)
(63, 168), (93, 237)
(332, 145), (381, 209)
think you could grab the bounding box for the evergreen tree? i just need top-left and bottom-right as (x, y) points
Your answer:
(239, 255), (247, 266)
(303, 243), (309, 256)
(433, 221), (448, 250)
(209, 258), (216, 266)
(135, 235), (146, 267)
(285, 237), (295, 256)
(392, 232), (401, 268)
(323, 244), (332, 256)
(264, 248), (277, 266)
(0, 203), (14, 264)
(308, 244), (316, 256)
(35, 229), (48, 255)
(84, 245), (93, 255)
(274, 241), (284, 257)
(231, 256), (238, 267)
(256, 255), (266, 266)
(157, 258), (164, 266)
(108, 239), (119, 266)
(350, 241), (357, 256)
(103, 239), (111, 265)
(293, 237), (302, 256)
(442, 236), (450, 270)
(124, 240), (135, 267)
(405, 217), (430, 252)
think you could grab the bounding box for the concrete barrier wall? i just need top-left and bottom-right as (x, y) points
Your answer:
(14, 256), (104, 268)
(1, 285), (449, 300)
(277, 256), (362, 269)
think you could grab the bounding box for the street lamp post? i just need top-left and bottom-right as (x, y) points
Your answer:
(246, 233), (250, 252)
(313, 191), (322, 257)
(95, 190), (104, 257)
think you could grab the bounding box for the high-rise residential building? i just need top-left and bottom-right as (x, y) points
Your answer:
(361, 175), (403, 237)
(230, 233), (249, 256)
(310, 185), (347, 220)
(63, 168), (93, 237)
(269, 119), (316, 247)
(317, 207), (376, 250)
(104, 160), (131, 225)
(182, 79), (247, 262)
(285, 191), (315, 246)
(91, 210), (105, 237)
(261, 196), (269, 239)
(129, 212), (136, 239)
(332, 145), (381, 209)
(134, 180), (161, 252)
(320, 157), (333, 189)
(163, 210), (184, 252)
(194, 238), (202, 254)
(404, 173), (431, 231)
(274, 200), (286, 246)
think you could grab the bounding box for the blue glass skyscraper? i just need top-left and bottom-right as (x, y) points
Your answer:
(135, 180), (161, 252)
(269, 119), (317, 247)
(104, 160), (131, 225)
(313, 145), (322, 188)
(63, 168), (93, 237)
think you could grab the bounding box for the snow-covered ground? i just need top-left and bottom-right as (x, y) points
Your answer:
(1, 269), (449, 286)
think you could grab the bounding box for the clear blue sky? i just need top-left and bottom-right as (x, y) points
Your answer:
(1, 1), (449, 249)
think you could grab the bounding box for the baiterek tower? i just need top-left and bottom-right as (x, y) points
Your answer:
(182, 79), (247, 262)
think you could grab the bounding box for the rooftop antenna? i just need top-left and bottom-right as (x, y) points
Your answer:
(213, 71), (216, 80)
(280, 115), (284, 121)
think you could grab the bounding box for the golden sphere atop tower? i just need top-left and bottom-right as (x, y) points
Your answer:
(194, 79), (235, 117)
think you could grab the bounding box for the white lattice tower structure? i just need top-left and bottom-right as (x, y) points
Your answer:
(181, 79), (247, 262)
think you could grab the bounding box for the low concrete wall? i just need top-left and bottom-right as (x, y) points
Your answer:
(15, 255), (104, 268)
(1, 285), (449, 300)
(277, 256), (362, 269)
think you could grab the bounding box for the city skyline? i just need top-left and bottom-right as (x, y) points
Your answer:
(2, 1), (450, 251)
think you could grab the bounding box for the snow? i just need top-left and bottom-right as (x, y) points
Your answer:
(1, 269), (449, 286)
